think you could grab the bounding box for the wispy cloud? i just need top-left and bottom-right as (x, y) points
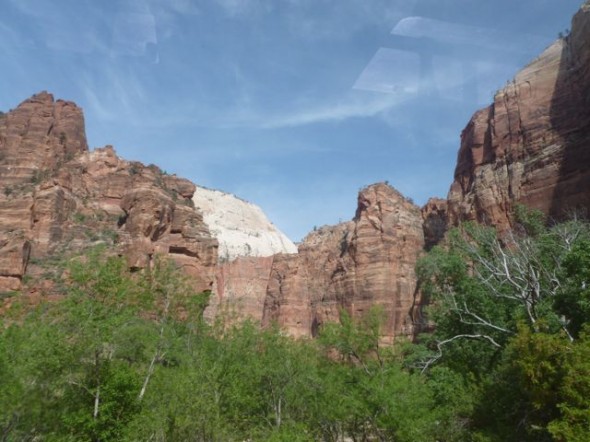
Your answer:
(6, 0), (47, 18)
(111, 12), (158, 59)
(354, 44), (520, 106)
(209, 0), (417, 40)
(284, 0), (417, 41)
(78, 66), (148, 123)
(80, 65), (402, 130)
(0, 21), (24, 50)
(174, 92), (402, 130)
(249, 95), (400, 128)
(392, 16), (551, 54)
(162, 0), (200, 15)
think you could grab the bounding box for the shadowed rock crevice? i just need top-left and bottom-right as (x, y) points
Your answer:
(421, 198), (448, 250)
(548, 2), (590, 219)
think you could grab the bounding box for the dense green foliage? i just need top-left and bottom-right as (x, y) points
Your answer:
(416, 209), (590, 441)
(2, 210), (590, 441)
(0, 250), (447, 441)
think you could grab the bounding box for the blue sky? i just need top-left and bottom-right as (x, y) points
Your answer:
(0, 0), (583, 241)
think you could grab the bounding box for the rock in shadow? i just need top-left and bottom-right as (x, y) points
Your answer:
(548, 4), (590, 220)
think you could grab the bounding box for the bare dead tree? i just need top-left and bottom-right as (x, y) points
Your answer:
(420, 220), (588, 370)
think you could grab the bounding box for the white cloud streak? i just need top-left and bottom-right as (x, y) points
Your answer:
(392, 16), (550, 54)
(249, 95), (400, 128)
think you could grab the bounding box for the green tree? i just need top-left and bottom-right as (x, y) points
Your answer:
(0, 313), (72, 439)
(417, 218), (589, 372)
(0, 248), (210, 441)
(416, 214), (590, 440)
(548, 330), (590, 441)
(554, 239), (590, 337)
(318, 308), (439, 442)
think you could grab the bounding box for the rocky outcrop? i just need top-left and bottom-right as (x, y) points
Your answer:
(0, 91), (87, 292)
(0, 91), (88, 188)
(0, 93), (218, 294)
(262, 183), (425, 342)
(193, 187), (297, 262)
(209, 183), (430, 343)
(448, 2), (590, 229)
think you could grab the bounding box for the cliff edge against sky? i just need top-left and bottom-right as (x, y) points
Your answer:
(1, 2), (590, 341)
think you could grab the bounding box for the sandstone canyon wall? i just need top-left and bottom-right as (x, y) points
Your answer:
(195, 182), (427, 342)
(448, 2), (590, 230)
(0, 92), (218, 296)
(2, 2), (590, 342)
(262, 183), (425, 343)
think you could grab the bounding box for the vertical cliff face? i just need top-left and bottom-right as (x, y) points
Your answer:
(262, 183), (425, 342)
(0, 92), (87, 291)
(448, 2), (590, 229)
(207, 256), (276, 324)
(550, 1), (590, 218)
(0, 93), (218, 295)
(263, 221), (353, 338)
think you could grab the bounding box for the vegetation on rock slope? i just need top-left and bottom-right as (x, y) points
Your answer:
(0, 249), (439, 441)
(2, 209), (590, 441)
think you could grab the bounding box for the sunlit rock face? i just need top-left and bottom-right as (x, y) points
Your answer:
(205, 255), (276, 325)
(5, 0), (590, 337)
(448, 2), (590, 230)
(0, 91), (87, 291)
(193, 187), (297, 261)
(0, 93), (218, 294)
(262, 183), (425, 343)
(193, 187), (297, 323)
(0, 91), (88, 188)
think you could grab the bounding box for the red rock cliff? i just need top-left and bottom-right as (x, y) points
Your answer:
(0, 93), (217, 295)
(262, 183), (425, 343)
(448, 2), (590, 229)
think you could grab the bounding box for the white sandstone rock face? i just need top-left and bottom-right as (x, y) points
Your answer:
(193, 187), (297, 261)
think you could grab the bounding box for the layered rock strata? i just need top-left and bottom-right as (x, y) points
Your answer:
(0, 92), (217, 294)
(448, 2), (590, 229)
(262, 183), (425, 342)
(5, 1), (590, 340)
